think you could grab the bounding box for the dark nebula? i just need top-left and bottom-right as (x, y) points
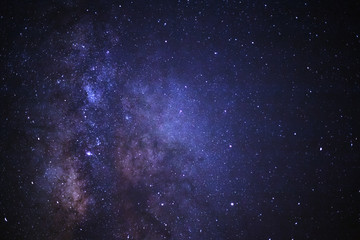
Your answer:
(1, 1), (360, 239)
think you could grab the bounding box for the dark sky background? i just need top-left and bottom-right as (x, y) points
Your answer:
(1, 0), (359, 239)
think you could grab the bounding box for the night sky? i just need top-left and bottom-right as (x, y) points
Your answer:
(1, 1), (360, 239)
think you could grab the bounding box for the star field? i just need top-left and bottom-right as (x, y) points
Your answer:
(1, 1), (360, 239)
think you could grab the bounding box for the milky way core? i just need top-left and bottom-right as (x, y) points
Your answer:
(1, 1), (360, 239)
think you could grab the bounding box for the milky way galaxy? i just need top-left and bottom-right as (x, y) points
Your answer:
(1, 1), (360, 239)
